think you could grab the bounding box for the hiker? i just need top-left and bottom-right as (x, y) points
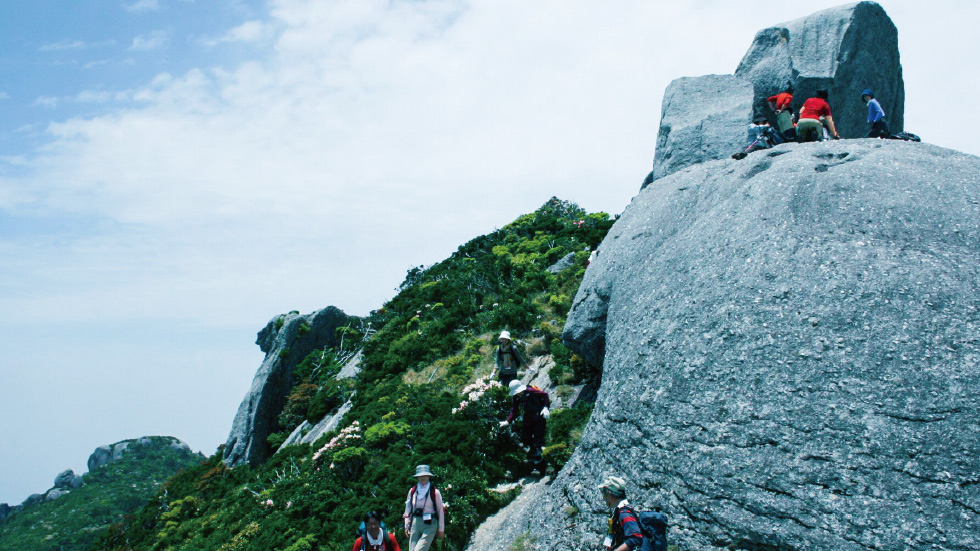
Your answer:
(494, 331), (527, 388)
(599, 476), (643, 551)
(352, 511), (401, 551)
(732, 114), (778, 159)
(862, 88), (889, 138)
(797, 89), (840, 142)
(500, 380), (550, 474)
(767, 83), (796, 140)
(402, 465), (444, 551)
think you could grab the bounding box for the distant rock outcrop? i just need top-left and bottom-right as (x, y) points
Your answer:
(224, 307), (350, 467)
(647, 1), (903, 188)
(549, 140), (980, 550)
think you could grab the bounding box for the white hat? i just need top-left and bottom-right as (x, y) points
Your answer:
(508, 380), (526, 396)
(413, 464), (435, 478)
(499, 330), (511, 341)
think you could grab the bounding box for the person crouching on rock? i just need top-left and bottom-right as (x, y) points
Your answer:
(767, 82), (796, 141)
(599, 476), (643, 551)
(733, 113), (777, 160)
(500, 380), (550, 474)
(797, 89), (840, 142)
(862, 88), (889, 138)
(353, 511), (401, 551)
(494, 331), (526, 388)
(402, 465), (444, 551)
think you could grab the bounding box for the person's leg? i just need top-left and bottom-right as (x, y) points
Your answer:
(776, 110), (793, 133)
(498, 372), (515, 388)
(411, 517), (438, 551)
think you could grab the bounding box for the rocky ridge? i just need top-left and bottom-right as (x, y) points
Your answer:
(223, 306), (350, 466)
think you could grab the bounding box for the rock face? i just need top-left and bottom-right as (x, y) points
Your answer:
(650, 75), (754, 183)
(647, 1), (903, 188)
(736, 1), (904, 139)
(224, 306), (350, 466)
(87, 445), (113, 472)
(54, 469), (76, 489)
(545, 140), (980, 551)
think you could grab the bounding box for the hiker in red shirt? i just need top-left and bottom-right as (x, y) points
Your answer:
(767, 83), (795, 139)
(797, 89), (840, 142)
(352, 511), (401, 551)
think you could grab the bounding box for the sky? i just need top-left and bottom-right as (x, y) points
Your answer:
(1, 0), (978, 506)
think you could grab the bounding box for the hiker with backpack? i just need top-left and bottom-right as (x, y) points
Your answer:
(499, 380), (550, 475)
(797, 89), (840, 142)
(767, 83), (796, 140)
(494, 331), (527, 388)
(599, 476), (668, 551)
(402, 465), (444, 551)
(861, 88), (890, 138)
(732, 113), (779, 159)
(352, 511), (401, 551)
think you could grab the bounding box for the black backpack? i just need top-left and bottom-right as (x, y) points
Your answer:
(621, 506), (668, 551)
(890, 131), (921, 142)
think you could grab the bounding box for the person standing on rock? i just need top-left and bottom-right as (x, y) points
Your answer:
(494, 331), (526, 388)
(500, 380), (550, 475)
(402, 465), (444, 551)
(767, 83), (796, 140)
(797, 89), (840, 142)
(861, 88), (889, 138)
(353, 511), (402, 551)
(599, 476), (644, 551)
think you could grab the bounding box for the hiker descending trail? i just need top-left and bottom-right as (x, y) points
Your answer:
(352, 511), (401, 551)
(500, 380), (550, 475)
(494, 331), (526, 388)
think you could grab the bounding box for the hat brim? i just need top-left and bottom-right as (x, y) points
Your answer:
(509, 384), (527, 396)
(413, 472), (435, 478)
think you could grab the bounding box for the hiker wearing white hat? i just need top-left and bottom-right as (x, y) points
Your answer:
(494, 330), (526, 388)
(499, 380), (551, 475)
(402, 465), (444, 551)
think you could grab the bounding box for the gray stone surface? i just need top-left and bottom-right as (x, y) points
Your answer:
(736, 1), (904, 139)
(112, 441), (130, 460)
(546, 252), (577, 274)
(649, 75), (754, 185)
(45, 488), (68, 501)
(466, 477), (553, 551)
(87, 445), (113, 472)
(224, 306), (350, 467)
(546, 141), (980, 551)
(53, 469), (76, 489)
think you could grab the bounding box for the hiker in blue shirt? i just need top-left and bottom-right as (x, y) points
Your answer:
(862, 88), (889, 138)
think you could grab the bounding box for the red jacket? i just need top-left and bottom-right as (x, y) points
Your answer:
(799, 97), (832, 120)
(767, 92), (793, 111)
(352, 532), (401, 551)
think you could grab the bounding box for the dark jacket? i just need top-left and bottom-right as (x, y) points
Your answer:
(495, 343), (526, 375)
(611, 503), (643, 550)
(506, 386), (550, 424)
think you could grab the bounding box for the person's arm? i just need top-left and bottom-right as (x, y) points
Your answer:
(504, 396), (519, 424)
(389, 533), (402, 551)
(403, 489), (413, 534)
(825, 115), (840, 138)
(353, 538), (363, 551)
(435, 490), (445, 537)
(617, 511), (643, 551)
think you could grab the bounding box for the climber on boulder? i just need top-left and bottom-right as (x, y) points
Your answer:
(797, 89), (840, 142)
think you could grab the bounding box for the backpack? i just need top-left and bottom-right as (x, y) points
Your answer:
(890, 131), (921, 142)
(408, 483), (448, 520)
(620, 506), (668, 551)
(356, 523), (389, 551)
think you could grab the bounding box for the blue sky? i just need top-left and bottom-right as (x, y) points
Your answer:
(1, 0), (978, 506)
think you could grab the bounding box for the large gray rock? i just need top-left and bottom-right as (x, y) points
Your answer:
(545, 140), (980, 551)
(736, 1), (904, 139)
(0, 503), (11, 523)
(649, 75), (754, 184)
(224, 306), (350, 467)
(87, 445), (113, 472)
(53, 469), (76, 489)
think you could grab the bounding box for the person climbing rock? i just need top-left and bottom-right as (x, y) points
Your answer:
(494, 331), (526, 388)
(797, 89), (840, 142)
(862, 88), (889, 138)
(767, 83), (796, 140)
(402, 465), (444, 551)
(599, 476), (643, 551)
(353, 511), (401, 551)
(733, 113), (778, 159)
(500, 380), (550, 475)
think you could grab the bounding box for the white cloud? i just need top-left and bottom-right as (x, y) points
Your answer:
(38, 40), (88, 52)
(0, 91), (9, 100)
(221, 20), (271, 43)
(125, 0), (161, 13)
(130, 30), (170, 51)
(32, 96), (60, 108)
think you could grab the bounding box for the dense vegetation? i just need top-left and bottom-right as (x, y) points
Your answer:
(93, 198), (614, 551)
(0, 437), (203, 551)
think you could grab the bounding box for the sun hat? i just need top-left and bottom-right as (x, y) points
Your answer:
(598, 475), (627, 497)
(499, 330), (511, 341)
(508, 380), (526, 396)
(413, 464), (435, 478)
